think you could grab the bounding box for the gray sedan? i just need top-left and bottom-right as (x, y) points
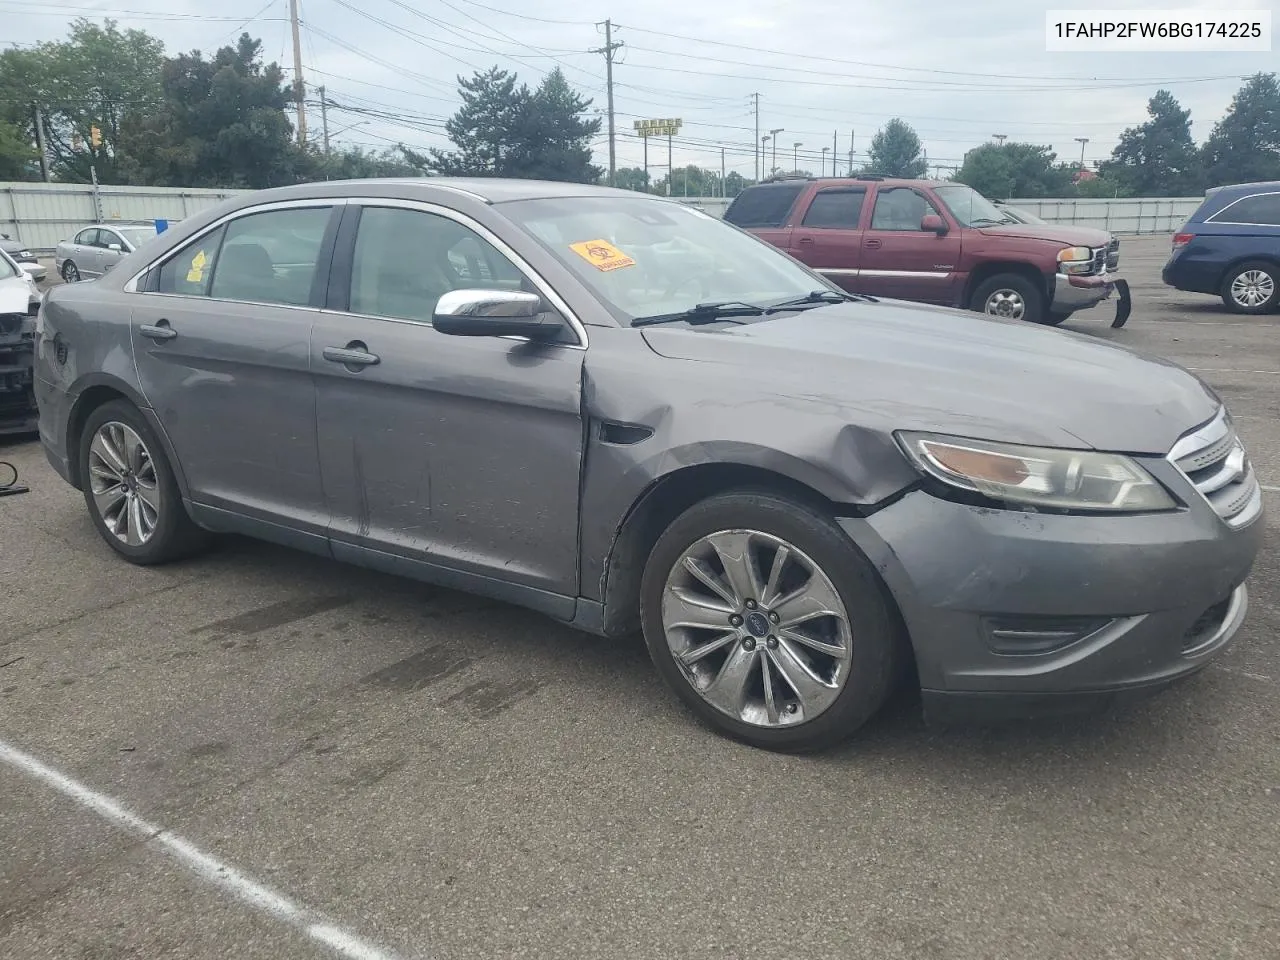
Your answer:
(54, 222), (159, 282)
(33, 179), (1263, 751)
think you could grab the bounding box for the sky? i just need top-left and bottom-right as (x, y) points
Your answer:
(3, 0), (1276, 181)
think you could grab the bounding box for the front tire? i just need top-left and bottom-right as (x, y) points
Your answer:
(639, 490), (905, 752)
(971, 273), (1045, 324)
(1220, 261), (1278, 314)
(61, 260), (81, 282)
(79, 400), (207, 564)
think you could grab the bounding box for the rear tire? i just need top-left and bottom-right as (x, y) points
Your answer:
(79, 399), (208, 565)
(61, 260), (81, 283)
(970, 273), (1045, 324)
(639, 489), (905, 752)
(1219, 261), (1278, 315)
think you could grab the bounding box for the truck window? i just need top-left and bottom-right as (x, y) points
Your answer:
(801, 189), (866, 229)
(723, 183), (806, 228)
(870, 188), (940, 232)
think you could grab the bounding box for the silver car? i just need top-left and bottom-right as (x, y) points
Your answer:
(33, 179), (1264, 751)
(55, 222), (160, 282)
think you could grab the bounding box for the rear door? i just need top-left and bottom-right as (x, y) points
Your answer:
(129, 201), (339, 536)
(859, 186), (963, 304)
(787, 186), (867, 293)
(76, 229), (105, 277)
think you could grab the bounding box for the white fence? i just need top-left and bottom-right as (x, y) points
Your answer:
(1, 181), (1200, 250)
(0, 182), (251, 252)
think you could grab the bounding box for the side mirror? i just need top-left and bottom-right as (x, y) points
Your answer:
(107, 243), (123, 252)
(432, 289), (563, 340)
(921, 214), (948, 234)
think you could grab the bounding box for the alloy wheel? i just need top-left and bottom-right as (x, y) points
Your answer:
(1231, 270), (1275, 309)
(87, 421), (161, 546)
(661, 529), (852, 727)
(63, 262), (80, 282)
(984, 289), (1025, 320)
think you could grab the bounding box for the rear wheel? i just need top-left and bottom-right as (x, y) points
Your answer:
(1220, 261), (1278, 314)
(61, 260), (81, 282)
(970, 273), (1045, 324)
(79, 399), (207, 564)
(639, 490), (904, 752)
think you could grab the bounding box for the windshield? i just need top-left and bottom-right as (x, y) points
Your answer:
(0, 249), (17, 281)
(1002, 205), (1046, 225)
(499, 197), (835, 323)
(115, 225), (158, 249)
(933, 184), (1013, 227)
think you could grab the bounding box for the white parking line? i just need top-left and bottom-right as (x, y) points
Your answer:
(0, 739), (404, 960)
(1262, 485), (1280, 494)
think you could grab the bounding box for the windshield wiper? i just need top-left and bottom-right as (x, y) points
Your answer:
(766, 289), (875, 312)
(631, 301), (765, 327)
(970, 217), (1010, 226)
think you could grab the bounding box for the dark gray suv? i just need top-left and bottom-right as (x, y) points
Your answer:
(32, 179), (1263, 751)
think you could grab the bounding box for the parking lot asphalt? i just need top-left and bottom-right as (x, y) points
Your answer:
(2, 234), (1278, 960)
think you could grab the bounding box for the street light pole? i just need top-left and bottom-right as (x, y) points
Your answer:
(793, 141), (801, 173)
(821, 146), (830, 176)
(992, 133), (1007, 146)
(1075, 137), (1089, 168)
(761, 135), (771, 177)
(768, 128), (783, 175)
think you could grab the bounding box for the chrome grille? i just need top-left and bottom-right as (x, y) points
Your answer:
(1168, 409), (1262, 528)
(1106, 237), (1120, 271)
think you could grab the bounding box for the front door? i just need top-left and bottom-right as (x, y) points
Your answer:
(788, 186), (867, 293)
(859, 186), (963, 304)
(130, 202), (338, 533)
(311, 202), (586, 599)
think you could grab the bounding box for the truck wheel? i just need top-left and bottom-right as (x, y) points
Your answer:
(971, 274), (1044, 324)
(1219, 261), (1278, 314)
(639, 489), (906, 752)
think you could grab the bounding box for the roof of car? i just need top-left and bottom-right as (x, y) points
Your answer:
(244, 177), (649, 205)
(1205, 180), (1280, 196)
(752, 175), (951, 189)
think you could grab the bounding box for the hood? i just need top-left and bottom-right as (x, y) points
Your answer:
(977, 224), (1111, 245)
(640, 300), (1218, 455)
(0, 275), (34, 314)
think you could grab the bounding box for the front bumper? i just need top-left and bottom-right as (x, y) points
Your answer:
(839, 485), (1263, 721)
(1052, 269), (1123, 312)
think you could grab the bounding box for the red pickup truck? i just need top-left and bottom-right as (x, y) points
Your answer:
(724, 175), (1129, 327)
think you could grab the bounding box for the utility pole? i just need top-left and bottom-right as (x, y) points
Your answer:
(289, 0), (307, 144)
(848, 129), (854, 175)
(667, 132), (672, 196)
(319, 85), (330, 155)
(750, 92), (761, 182)
(1074, 137), (1089, 168)
(720, 147), (726, 198)
(831, 130), (837, 176)
(643, 136), (648, 192)
(32, 106), (50, 182)
(592, 20), (624, 186)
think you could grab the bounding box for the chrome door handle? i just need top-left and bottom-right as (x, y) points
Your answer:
(323, 344), (380, 367)
(139, 320), (177, 341)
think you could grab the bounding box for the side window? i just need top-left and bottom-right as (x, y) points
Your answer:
(871, 188), (940, 231)
(208, 207), (332, 306)
(723, 184), (806, 228)
(76, 228), (99, 247)
(156, 225), (227, 297)
(100, 231), (122, 250)
(349, 206), (531, 323)
(802, 189), (867, 229)
(1211, 193), (1280, 226)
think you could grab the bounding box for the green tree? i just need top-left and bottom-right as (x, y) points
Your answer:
(866, 119), (927, 178)
(408, 67), (600, 182)
(118, 34), (305, 188)
(613, 166), (652, 192)
(1073, 172), (1133, 198)
(0, 119), (36, 179)
(1099, 90), (1202, 196)
(0, 19), (164, 183)
(1201, 73), (1280, 187)
(956, 142), (1072, 198)
(314, 146), (418, 180)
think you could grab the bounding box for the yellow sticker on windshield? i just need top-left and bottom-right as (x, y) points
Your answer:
(185, 249), (208, 283)
(569, 239), (635, 272)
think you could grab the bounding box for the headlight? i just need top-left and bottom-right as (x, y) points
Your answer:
(897, 432), (1176, 513)
(1057, 245), (1094, 275)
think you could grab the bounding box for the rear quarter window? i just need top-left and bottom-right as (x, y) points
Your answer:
(724, 184), (806, 228)
(1208, 192), (1280, 226)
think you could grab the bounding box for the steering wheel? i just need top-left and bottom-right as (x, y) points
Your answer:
(662, 273), (711, 302)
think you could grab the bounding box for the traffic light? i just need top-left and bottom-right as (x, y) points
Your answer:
(90, 125), (101, 148)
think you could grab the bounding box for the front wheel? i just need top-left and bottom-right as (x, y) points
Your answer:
(79, 399), (208, 564)
(970, 273), (1045, 324)
(639, 490), (905, 752)
(1220, 261), (1278, 314)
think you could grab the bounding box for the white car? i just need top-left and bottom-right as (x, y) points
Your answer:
(54, 221), (160, 282)
(0, 247), (40, 307)
(0, 234), (46, 282)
